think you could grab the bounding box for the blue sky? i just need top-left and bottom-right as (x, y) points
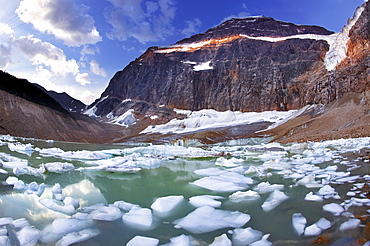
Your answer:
(0, 0), (365, 104)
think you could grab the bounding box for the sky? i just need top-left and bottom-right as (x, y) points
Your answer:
(0, 0), (365, 105)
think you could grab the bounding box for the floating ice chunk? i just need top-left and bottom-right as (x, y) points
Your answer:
(122, 207), (154, 230)
(7, 142), (34, 156)
(5, 176), (18, 185)
(209, 233), (232, 246)
(11, 218), (29, 229)
(13, 180), (26, 190)
(126, 236), (159, 246)
(25, 182), (45, 196)
(0, 236), (10, 246)
(55, 228), (99, 246)
(305, 192), (324, 202)
(253, 182), (284, 194)
(194, 168), (227, 176)
(113, 201), (137, 212)
(261, 190), (289, 212)
(244, 166), (263, 176)
(2, 161), (28, 169)
(91, 206), (122, 221)
(304, 224), (322, 237)
(292, 213), (307, 236)
(52, 183), (63, 201)
(0, 218), (13, 226)
(16, 226), (40, 246)
(232, 227), (262, 246)
(249, 234), (272, 246)
(42, 162), (75, 173)
(151, 195), (184, 217)
(316, 218), (331, 230)
(191, 176), (247, 192)
(39, 199), (76, 215)
(174, 206), (250, 234)
(323, 203), (344, 216)
(339, 218), (361, 231)
(229, 190), (261, 202)
(162, 234), (190, 246)
(215, 157), (238, 168)
(296, 174), (322, 188)
(39, 218), (93, 244)
(189, 195), (223, 207)
(317, 185), (338, 198)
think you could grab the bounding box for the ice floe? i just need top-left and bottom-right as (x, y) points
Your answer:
(229, 190), (261, 202)
(323, 203), (344, 216)
(292, 213), (307, 236)
(174, 206), (250, 234)
(55, 228), (99, 246)
(261, 190), (289, 212)
(127, 235), (159, 246)
(122, 207), (154, 231)
(150, 195), (184, 217)
(232, 227), (263, 246)
(209, 233), (232, 246)
(189, 195), (223, 207)
(41, 162), (75, 173)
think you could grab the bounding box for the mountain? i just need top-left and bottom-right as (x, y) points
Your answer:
(0, 71), (141, 143)
(33, 84), (86, 113)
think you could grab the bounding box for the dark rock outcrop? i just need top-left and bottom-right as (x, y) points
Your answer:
(88, 16), (334, 120)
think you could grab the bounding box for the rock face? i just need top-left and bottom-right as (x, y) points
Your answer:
(88, 16), (334, 118)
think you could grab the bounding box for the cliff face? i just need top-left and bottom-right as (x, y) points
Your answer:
(89, 16), (334, 119)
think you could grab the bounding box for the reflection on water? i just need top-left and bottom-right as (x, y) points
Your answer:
(0, 135), (369, 245)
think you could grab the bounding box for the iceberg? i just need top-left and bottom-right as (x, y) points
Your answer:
(161, 234), (191, 246)
(174, 206), (250, 234)
(39, 199), (76, 215)
(249, 234), (272, 246)
(323, 203), (344, 216)
(126, 236), (159, 246)
(42, 162), (75, 173)
(261, 190), (289, 212)
(304, 224), (322, 237)
(16, 226), (40, 246)
(122, 207), (154, 230)
(232, 227), (263, 246)
(150, 195), (184, 217)
(209, 233), (232, 246)
(253, 182), (284, 194)
(55, 228), (99, 246)
(292, 213), (307, 236)
(189, 195), (223, 207)
(91, 206), (122, 221)
(229, 190), (261, 202)
(215, 157), (239, 167)
(339, 218), (361, 231)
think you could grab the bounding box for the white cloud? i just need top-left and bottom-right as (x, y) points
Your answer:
(75, 73), (91, 85)
(90, 60), (107, 77)
(182, 18), (202, 37)
(13, 35), (80, 76)
(221, 3), (251, 23)
(16, 0), (102, 47)
(0, 23), (14, 35)
(79, 90), (97, 105)
(0, 44), (12, 69)
(105, 0), (176, 43)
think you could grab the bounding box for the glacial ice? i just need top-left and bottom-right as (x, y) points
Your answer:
(122, 207), (154, 230)
(261, 190), (289, 212)
(7, 142), (34, 156)
(42, 162), (75, 173)
(292, 213), (307, 236)
(91, 205), (122, 221)
(174, 206), (250, 234)
(161, 234), (191, 246)
(16, 226), (40, 246)
(232, 227), (263, 246)
(304, 223), (322, 237)
(189, 195), (223, 207)
(339, 218), (361, 231)
(150, 195), (184, 217)
(55, 228), (100, 246)
(249, 234), (272, 246)
(39, 199), (77, 215)
(253, 182), (284, 194)
(215, 157), (239, 167)
(209, 233), (232, 246)
(126, 235), (159, 246)
(229, 190), (261, 202)
(323, 203), (344, 215)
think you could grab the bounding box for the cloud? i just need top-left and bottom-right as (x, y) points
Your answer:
(90, 60), (107, 77)
(79, 90), (96, 105)
(182, 18), (202, 37)
(0, 44), (12, 69)
(105, 0), (176, 43)
(75, 73), (91, 85)
(16, 0), (101, 46)
(0, 23), (14, 35)
(13, 35), (80, 76)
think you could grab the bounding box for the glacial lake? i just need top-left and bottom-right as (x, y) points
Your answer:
(0, 135), (369, 245)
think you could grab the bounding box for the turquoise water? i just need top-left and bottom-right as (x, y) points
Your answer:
(0, 135), (369, 245)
